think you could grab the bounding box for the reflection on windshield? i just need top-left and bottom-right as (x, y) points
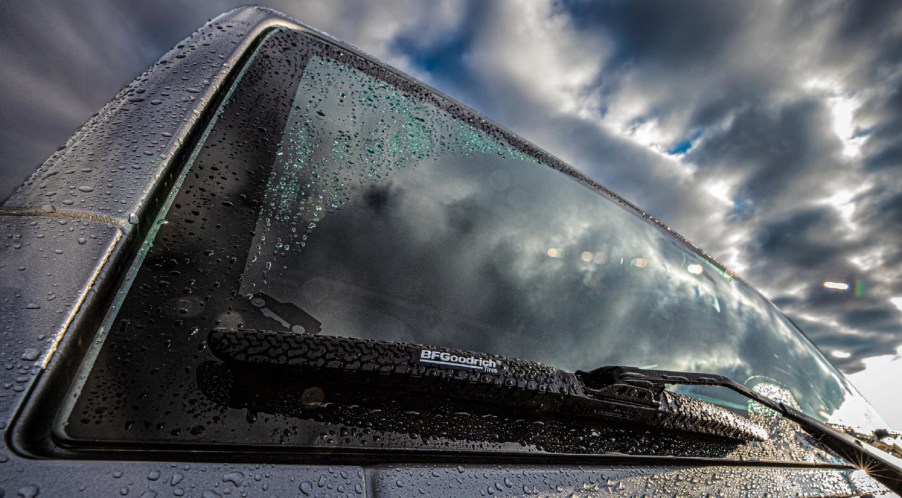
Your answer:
(61, 31), (883, 453)
(243, 56), (881, 430)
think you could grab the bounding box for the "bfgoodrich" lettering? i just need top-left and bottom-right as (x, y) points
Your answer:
(419, 349), (499, 373)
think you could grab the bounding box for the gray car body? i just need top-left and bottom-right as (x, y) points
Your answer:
(0, 6), (893, 496)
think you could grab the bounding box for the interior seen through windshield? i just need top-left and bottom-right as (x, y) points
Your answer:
(57, 28), (884, 452)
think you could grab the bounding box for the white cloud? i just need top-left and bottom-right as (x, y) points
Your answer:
(462, 0), (606, 117)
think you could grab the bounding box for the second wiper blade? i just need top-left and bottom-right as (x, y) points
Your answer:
(207, 328), (767, 442)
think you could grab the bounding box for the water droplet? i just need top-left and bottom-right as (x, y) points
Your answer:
(299, 481), (313, 495)
(221, 472), (244, 487)
(78, 237), (87, 245)
(128, 213), (139, 225)
(77, 186), (94, 193)
(147, 470), (161, 481)
(18, 484), (40, 498)
(41, 204), (56, 213)
(21, 349), (39, 361)
(171, 472), (184, 486)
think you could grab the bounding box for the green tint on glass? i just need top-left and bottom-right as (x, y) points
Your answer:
(242, 56), (534, 294)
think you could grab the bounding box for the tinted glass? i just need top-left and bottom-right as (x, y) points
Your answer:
(57, 29), (883, 457)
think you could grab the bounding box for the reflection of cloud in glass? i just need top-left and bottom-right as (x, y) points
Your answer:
(245, 53), (883, 431)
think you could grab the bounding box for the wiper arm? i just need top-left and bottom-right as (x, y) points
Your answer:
(208, 328), (766, 442)
(208, 328), (902, 493)
(583, 366), (902, 493)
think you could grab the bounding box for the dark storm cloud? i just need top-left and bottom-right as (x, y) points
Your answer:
(0, 0), (227, 201)
(686, 99), (846, 210)
(1, 0), (900, 379)
(553, 0), (792, 135)
(751, 208), (853, 271)
(388, 2), (485, 88)
(861, 78), (902, 171)
(872, 192), (902, 236)
(558, 0), (754, 84)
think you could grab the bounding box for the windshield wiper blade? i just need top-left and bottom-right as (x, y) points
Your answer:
(208, 328), (767, 441)
(208, 328), (902, 492)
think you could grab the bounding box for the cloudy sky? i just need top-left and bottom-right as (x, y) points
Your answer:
(1, 0), (900, 427)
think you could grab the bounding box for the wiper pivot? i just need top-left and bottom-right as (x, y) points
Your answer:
(579, 366), (902, 493)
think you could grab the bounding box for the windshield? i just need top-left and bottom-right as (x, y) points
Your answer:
(238, 43), (881, 430)
(58, 29), (883, 457)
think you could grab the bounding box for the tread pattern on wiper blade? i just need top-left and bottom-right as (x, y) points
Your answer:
(207, 328), (767, 442)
